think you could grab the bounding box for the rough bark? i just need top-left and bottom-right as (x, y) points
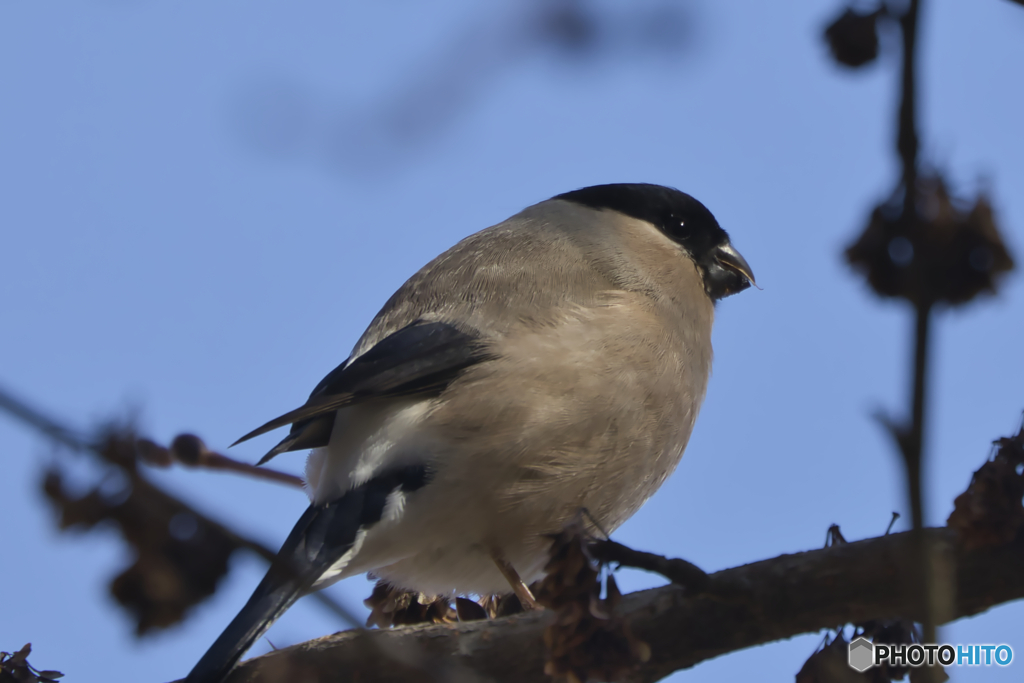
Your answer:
(169, 527), (1024, 683)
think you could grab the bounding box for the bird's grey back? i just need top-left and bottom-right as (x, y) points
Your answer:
(349, 200), (631, 358)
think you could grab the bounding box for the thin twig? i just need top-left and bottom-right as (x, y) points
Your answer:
(897, 0), (920, 224)
(0, 384), (89, 452)
(885, 511), (901, 535)
(138, 435), (306, 489)
(907, 301), (936, 636)
(589, 539), (709, 593)
(895, 0), (940, 653)
(199, 451), (306, 488)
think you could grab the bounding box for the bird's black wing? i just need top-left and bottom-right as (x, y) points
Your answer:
(233, 320), (492, 464)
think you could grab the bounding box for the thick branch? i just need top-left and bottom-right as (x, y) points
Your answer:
(177, 528), (1024, 683)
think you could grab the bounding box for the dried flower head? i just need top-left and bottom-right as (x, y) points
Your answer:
(845, 175), (1014, 306)
(824, 8), (882, 68)
(40, 431), (238, 635)
(0, 644), (64, 683)
(363, 581), (456, 628)
(947, 425), (1024, 549)
(536, 524), (649, 683)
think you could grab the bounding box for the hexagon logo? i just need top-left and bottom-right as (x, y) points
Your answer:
(848, 637), (875, 672)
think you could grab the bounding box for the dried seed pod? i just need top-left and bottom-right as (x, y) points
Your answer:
(363, 580), (456, 628)
(41, 441), (238, 635)
(170, 433), (208, 466)
(947, 425), (1024, 549)
(455, 596), (488, 622)
(796, 634), (866, 683)
(824, 8), (881, 68)
(845, 175), (1014, 306)
(536, 524), (650, 682)
(0, 644), (64, 683)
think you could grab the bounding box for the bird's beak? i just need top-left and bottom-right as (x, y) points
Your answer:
(714, 242), (756, 287)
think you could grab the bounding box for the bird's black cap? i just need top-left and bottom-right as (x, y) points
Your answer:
(555, 183), (753, 299)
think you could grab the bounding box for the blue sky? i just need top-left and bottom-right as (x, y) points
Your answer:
(2, 1), (1023, 681)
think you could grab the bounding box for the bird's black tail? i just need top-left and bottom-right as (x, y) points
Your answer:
(184, 464), (431, 683)
(184, 559), (305, 683)
(184, 495), (366, 683)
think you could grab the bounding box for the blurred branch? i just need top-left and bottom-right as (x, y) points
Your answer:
(837, 0), (1013, 669)
(0, 384), (87, 451)
(172, 527), (1024, 683)
(235, 0), (697, 173)
(893, 0), (939, 655)
(0, 383), (356, 632)
(136, 434), (305, 490)
(897, 0), (920, 223)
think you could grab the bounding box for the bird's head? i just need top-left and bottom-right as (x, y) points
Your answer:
(555, 183), (755, 300)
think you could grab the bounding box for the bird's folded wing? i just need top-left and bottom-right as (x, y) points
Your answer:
(232, 320), (492, 463)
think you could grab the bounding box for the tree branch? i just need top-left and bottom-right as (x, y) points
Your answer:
(175, 528), (1024, 683)
(0, 383), (355, 631)
(589, 539), (709, 592)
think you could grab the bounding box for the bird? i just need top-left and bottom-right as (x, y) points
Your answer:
(185, 183), (754, 682)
